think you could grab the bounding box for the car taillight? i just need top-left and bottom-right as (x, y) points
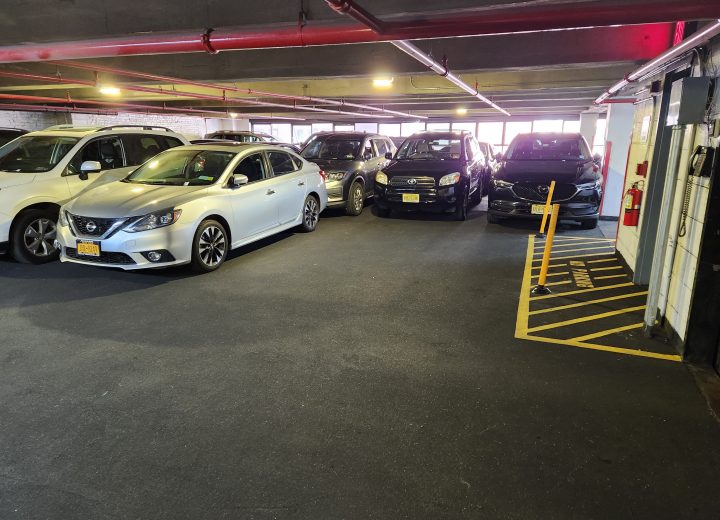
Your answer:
(318, 169), (326, 182)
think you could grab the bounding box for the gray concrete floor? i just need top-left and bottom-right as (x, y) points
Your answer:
(1, 202), (718, 519)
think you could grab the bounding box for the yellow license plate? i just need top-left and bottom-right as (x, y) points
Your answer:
(531, 204), (547, 215)
(402, 193), (420, 203)
(76, 241), (100, 257)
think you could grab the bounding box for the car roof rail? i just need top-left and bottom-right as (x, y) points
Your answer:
(44, 124), (82, 130)
(95, 125), (174, 132)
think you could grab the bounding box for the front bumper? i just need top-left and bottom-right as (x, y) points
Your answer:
(374, 183), (463, 213)
(488, 198), (599, 220)
(57, 220), (196, 270)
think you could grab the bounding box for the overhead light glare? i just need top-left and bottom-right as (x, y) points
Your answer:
(456, 108), (468, 116)
(98, 85), (121, 96)
(229, 112), (239, 118)
(373, 77), (394, 88)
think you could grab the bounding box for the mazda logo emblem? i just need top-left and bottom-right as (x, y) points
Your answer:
(407, 178), (417, 185)
(538, 185), (549, 194)
(85, 221), (97, 233)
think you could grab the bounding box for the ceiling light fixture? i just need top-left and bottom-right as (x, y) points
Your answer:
(456, 108), (468, 116)
(229, 112), (238, 118)
(373, 77), (394, 88)
(98, 85), (121, 96)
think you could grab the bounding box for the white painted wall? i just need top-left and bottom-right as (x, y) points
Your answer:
(70, 112), (209, 140)
(601, 103), (634, 218)
(0, 110), (70, 131)
(204, 118), (251, 135)
(579, 112), (599, 147)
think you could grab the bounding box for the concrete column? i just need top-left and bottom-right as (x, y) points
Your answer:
(601, 103), (635, 218)
(579, 111), (599, 148)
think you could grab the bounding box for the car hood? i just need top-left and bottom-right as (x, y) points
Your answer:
(0, 171), (36, 189)
(496, 160), (593, 183)
(66, 180), (208, 218)
(307, 159), (360, 173)
(384, 160), (464, 179)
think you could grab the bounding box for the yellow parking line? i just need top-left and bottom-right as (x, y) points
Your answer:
(530, 282), (635, 300)
(595, 274), (627, 280)
(529, 291), (648, 315)
(590, 266), (624, 272)
(530, 263), (568, 271)
(586, 258), (618, 264)
(533, 245), (615, 256)
(531, 271), (570, 279)
(534, 240), (618, 250)
(545, 280), (572, 287)
(532, 252), (616, 263)
(570, 323), (644, 342)
(518, 333), (681, 362)
(515, 235), (535, 337)
(526, 305), (646, 333)
(543, 236), (615, 243)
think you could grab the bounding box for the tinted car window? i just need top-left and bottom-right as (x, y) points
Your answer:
(68, 136), (124, 174)
(507, 135), (590, 161)
(121, 135), (165, 165)
(0, 135), (79, 173)
(397, 138), (463, 160)
(126, 149), (235, 186)
(0, 130), (23, 147)
(234, 153), (268, 183)
(372, 139), (389, 156)
(267, 151), (297, 176)
(164, 136), (184, 149)
(302, 138), (362, 160)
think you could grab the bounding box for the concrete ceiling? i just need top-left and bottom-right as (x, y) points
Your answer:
(0, 0), (711, 121)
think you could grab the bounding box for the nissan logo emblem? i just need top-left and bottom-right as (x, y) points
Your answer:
(85, 221), (97, 233)
(538, 185), (549, 194)
(407, 178), (417, 185)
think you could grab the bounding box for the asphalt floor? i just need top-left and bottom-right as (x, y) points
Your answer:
(1, 201), (719, 519)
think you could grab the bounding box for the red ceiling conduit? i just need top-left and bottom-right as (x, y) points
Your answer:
(0, 1), (717, 62)
(0, 103), (119, 115)
(52, 60), (422, 119)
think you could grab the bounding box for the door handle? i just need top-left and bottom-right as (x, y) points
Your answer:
(266, 189), (276, 195)
(298, 181), (305, 186)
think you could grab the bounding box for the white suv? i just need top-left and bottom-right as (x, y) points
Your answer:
(0, 125), (189, 264)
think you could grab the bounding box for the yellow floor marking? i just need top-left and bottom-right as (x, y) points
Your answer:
(542, 236), (615, 243)
(531, 263), (567, 271)
(545, 280), (572, 287)
(595, 274), (627, 280)
(533, 245), (615, 256)
(531, 271), (570, 279)
(529, 291), (649, 315)
(532, 252), (616, 262)
(534, 240), (618, 250)
(570, 323), (644, 342)
(530, 282), (635, 300)
(517, 333), (681, 362)
(586, 258), (618, 265)
(590, 265), (624, 272)
(515, 235), (535, 337)
(526, 305), (646, 333)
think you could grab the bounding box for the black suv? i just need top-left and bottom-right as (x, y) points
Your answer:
(0, 127), (27, 147)
(301, 132), (395, 216)
(487, 132), (603, 229)
(374, 131), (486, 220)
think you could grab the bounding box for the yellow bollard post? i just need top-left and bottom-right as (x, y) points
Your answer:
(532, 203), (560, 296)
(536, 180), (556, 238)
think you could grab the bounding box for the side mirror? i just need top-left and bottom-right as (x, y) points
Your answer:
(384, 152), (393, 160)
(79, 160), (102, 180)
(231, 173), (249, 187)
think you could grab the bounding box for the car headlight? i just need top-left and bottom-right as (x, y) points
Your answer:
(491, 179), (514, 189)
(439, 172), (461, 186)
(58, 209), (69, 226)
(577, 180), (601, 190)
(325, 172), (346, 181)
(376, 171), (388, 185)
(125, 208), (182, 233)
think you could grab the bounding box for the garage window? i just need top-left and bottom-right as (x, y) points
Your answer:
(267, 151), (298, 176)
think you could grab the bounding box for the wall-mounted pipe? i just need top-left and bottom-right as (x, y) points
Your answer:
(0, 1), (717, 62)
(595, 20), (720, 104)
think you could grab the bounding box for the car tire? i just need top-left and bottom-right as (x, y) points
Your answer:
(376, 206), (391, 218)
(487, 212), (502, 224)
(454, 189), (469, 221)
(580, 218), (598, 230)
(191, 219), (229, 273)
(470, 184), (483, 207)
(299, 194), (320, 232)
(11, 208), (60, 264)
(345, 181), (364, 216)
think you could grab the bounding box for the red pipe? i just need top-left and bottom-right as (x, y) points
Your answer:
(325, 0), (385, 34)
(0, 103), (119, 116)
(0, 1), (717, 62)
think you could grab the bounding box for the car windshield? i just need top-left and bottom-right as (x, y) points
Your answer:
(0, 135), (79, 173)
(124, 149), (236, 186)
(301, 138), (361, 160)
(506, 135), (590, 161)
(396, 138), (463, 160)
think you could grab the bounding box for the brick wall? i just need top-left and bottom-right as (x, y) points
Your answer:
(70, 113), (209, 140)
(0, 110), (70, 131)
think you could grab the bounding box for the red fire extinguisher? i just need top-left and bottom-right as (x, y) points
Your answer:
(623, 182), (643, 226)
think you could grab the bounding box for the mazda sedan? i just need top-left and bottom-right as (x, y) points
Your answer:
(57, 144), (327, 272)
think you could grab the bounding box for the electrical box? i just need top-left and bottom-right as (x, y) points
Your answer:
(666, 77), (712, 126)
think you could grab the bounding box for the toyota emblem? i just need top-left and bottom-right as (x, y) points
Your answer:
(85, 221), (97, 233)
(538, 185), (549, 194)
(407, 178), (417, 185)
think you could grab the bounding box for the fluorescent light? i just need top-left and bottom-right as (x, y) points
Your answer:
(456, 108), (468, 116)
(229, 112), (238, 118)
(98, 85), (121, 96)
(373, 77), (394, 88)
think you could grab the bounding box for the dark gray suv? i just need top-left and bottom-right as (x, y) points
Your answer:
(301, 132), (396, 216)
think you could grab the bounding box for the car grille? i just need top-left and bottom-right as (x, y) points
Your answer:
(65, 248), (136, 265)
(70, 214), (126, 238)
(511, 182), (578, 202)
(389, 176), (436, 188)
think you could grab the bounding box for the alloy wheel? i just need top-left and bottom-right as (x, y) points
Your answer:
(304, 197), (319, 230)
(352, 184), (363, 213)
(23, 218), (57, 258)
(198, 225), (226, 267)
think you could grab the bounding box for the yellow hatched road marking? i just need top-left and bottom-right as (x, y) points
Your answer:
(532, 252), (616, 263)
(534, 240), (617, 250)
(545, 280), (572, 287)
(533, 245), (615, 256)
(531, 263), (568, 271)
(529, 291), (648, 315)
(526, 305), (646, 333)
(530, 282), (635, 300)
(587, 258), (618, 264)
(541, 236), (615, 243)
(518, 334), (681, 362)
(570, 323), (644, 342)
(595, 274), (627, 280)
(590, 265), (624, 272)
(531, 271), (570, 279)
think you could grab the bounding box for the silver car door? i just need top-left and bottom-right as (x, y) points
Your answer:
(266, 151), (307, 224)
(230, 152), (279, 239)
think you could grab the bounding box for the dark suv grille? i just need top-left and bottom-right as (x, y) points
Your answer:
(389, 176), (436, 188)
(70, 214), (125, 237)
(511, 182), (578, 202)
(65, 248), (136, 265)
